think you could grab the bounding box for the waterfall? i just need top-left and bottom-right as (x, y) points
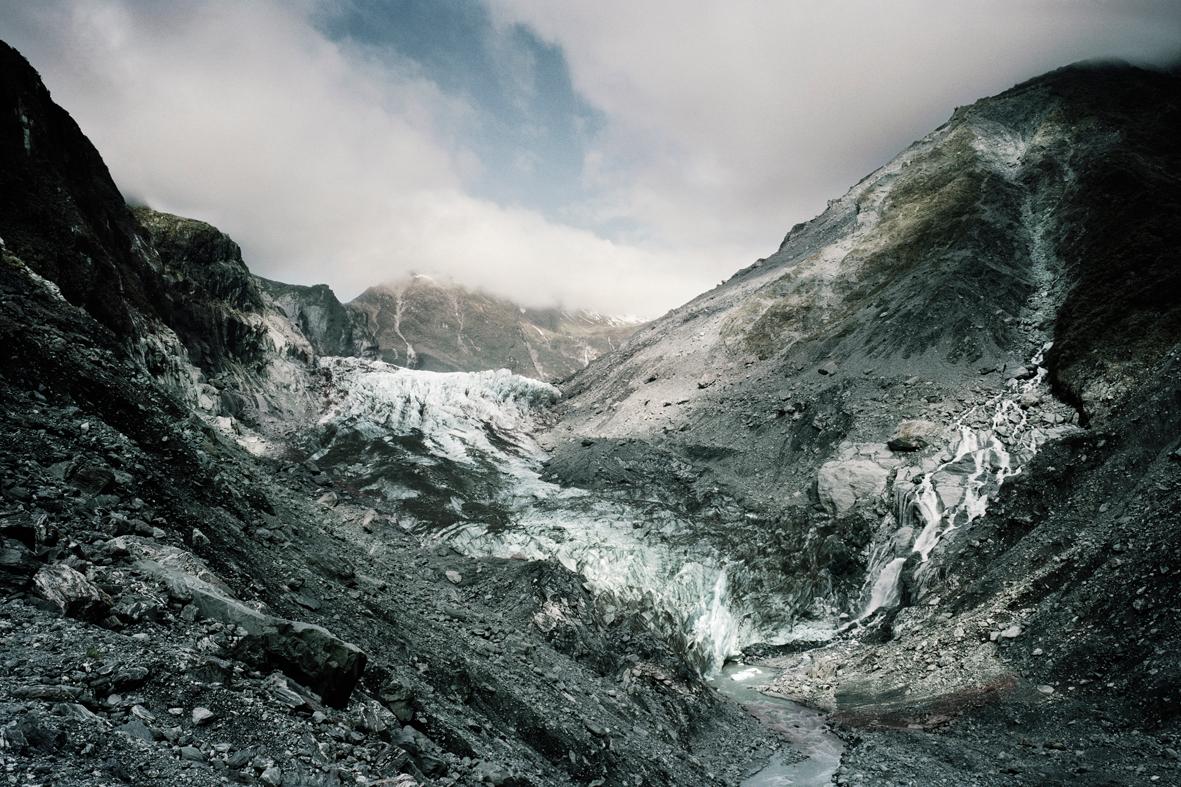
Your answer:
(856, 344), (1053, 620)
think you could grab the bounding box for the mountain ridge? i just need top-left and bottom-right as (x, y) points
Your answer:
(350, 274), (642, 381)
(533, 58), (1181, 780)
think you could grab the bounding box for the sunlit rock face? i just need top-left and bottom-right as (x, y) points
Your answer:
(350, 274), (642, 381)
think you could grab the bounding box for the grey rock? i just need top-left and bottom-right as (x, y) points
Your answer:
(67, 464), (115, 496)
(32, 564), (111, 620)
(355, 701), (393, 735)
(133, 548), (367, 708)
(379, 679), (415, 723)
(52, 703), (104, 724)
(179, 744), (205, 761)
(265, 674), (310, 712)
(1013, 365), (1038, 381)
(290, 593), (322, 611)
(12, 684), (84, 701)
(117, 720), (156, 743)
(258, 278), (378, 360)
(474, 760), (513, 785)
(817, 459), (890, 516)
(887, 419), (939, 452)
(0, 539), (39, 588)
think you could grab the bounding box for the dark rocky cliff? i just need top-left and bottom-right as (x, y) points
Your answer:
(131, 206), (269, 373)
(259, 277), (378, 360)
(0, 41), (162, 337)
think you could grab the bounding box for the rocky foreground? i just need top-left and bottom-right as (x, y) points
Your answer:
(0, 371), (774, 785)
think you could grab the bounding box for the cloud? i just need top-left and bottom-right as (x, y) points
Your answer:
(0, 0), (724, 315)
(490, 0), (1181, 250)
(2, 1), (1179, 317)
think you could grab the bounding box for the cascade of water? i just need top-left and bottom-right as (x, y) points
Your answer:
(855, 344), (1053, 620)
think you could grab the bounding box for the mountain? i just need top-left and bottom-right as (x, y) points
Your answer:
(3, 30), (1181, 787)
(350, 275), (641, 381)
(530, 62), (1181, 781)
(258, 276), (379, 360)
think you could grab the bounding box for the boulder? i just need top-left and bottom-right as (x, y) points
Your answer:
(1020, 390), (1042, 408)
(125, 540), (367, 708)
(33, 564), (112, 620)
(67, 464), (116, 496)
(379, 678), (416, 723)
(887, 419), (940, 452)
(154, 562), (366, 708)
(817, 459), (890, 516)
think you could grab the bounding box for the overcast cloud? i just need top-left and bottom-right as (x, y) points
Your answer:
(1, 1), (1179, 316)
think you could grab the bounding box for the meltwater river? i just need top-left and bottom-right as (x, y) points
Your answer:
(710, 663), (844, 786)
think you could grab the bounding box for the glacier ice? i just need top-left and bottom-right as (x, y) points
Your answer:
(310, 358), (790, 673)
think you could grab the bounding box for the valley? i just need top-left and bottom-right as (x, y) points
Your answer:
(1, 36), (1180, 787)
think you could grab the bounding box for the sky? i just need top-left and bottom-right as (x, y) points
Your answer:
(1, 1), (1179, 317)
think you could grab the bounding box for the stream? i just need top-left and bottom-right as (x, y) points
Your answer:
(709, 663), (844, 786)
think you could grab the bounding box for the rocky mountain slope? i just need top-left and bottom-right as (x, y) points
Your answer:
(350, 276), (640, 381)
(524, 62), (1181, 783)
(0, 40), (778, 787)
(258, 276), (378, 361)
